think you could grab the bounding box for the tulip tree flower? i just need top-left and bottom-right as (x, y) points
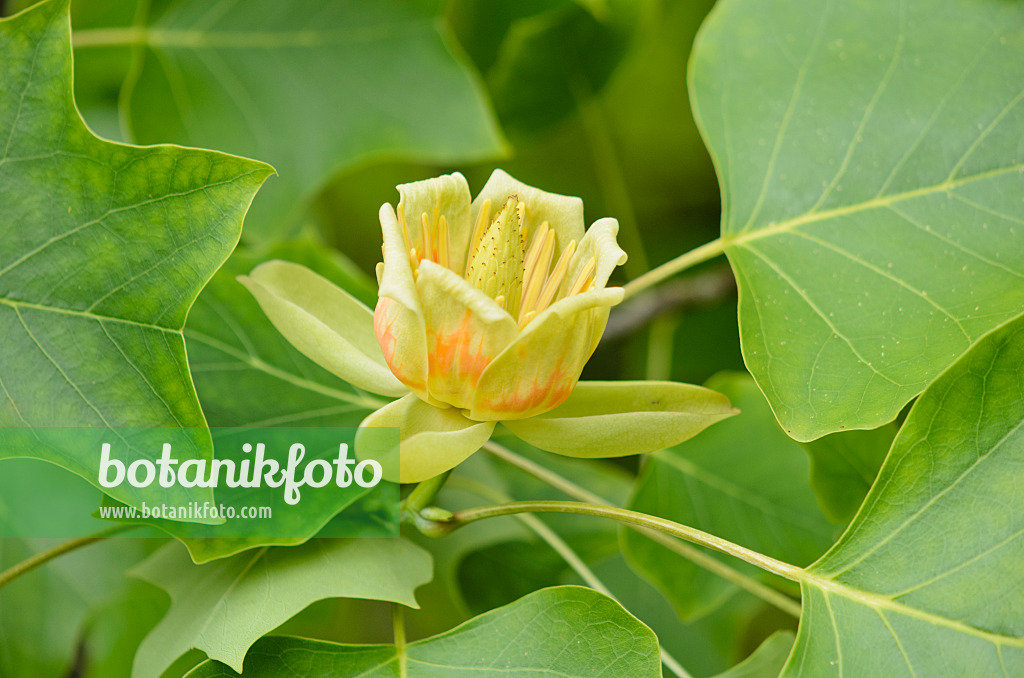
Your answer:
(241, 170), (737, 483)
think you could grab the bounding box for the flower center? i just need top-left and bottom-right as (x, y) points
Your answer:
(398, 196), (597, 328)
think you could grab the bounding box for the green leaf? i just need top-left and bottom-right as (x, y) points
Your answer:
(77, 0), (508, 241)
(623, 372), (838, 620)
(803, 424), (894, 525)
(503, 380), (737, 458)
(131, 538), (432, 678)
(780, 314), (1024, 676)
(712, 631), (794, 678)
(239, 260), (406, 397)
(691, 0), (1024, 440)
(185, 586), (662, 678)
(0, 0), (271, 510)
(456, 538), (782, 677)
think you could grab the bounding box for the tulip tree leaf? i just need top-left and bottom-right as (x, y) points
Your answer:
(0, 0), (271, 508)
(76, 0), (509, 241)
(779, 314), (1024, 676)
(185, 586), (662, 678)
(131, 539), (433, 678)
(692, 0), (1024, 440)
(624, 372), (838, 620)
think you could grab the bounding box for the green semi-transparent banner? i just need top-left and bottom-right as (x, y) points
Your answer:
(0, 427), (399, 539)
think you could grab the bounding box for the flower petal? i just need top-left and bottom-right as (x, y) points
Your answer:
(356, 394), (495, 483)
(570, 217), (627, 290)
(503, 381), (738, 458)
(378, 203), (421, 314)
(416, 260), (519, 409)
(240, 261), (407, 397)
(468, 287), (623, 420)
(471, 169), (585, 251)
(397, 172), (473, 272)
(374, 296), (431, 402)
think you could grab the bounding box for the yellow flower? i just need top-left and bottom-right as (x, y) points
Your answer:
(373, 170), (626, 421)
(241, 171), (736, 483)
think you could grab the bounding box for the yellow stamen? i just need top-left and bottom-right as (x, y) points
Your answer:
(398, 204), (410, 248)
(568, 257), (597, 296)
(465, 199), (492, 276)
(494, 294), (506, 309)
(409, 247), (420, 276)
(522, 221), (549, 275)
(420, 213), (433, 263)
(519, 310), (536, 328)
(437, 214), (449, 269)
(534, 240), (577, 316)
(519, 228), (555, 322)
(519, 222), (550, 308)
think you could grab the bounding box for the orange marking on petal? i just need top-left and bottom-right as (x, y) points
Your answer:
(479, 359), (575, 417)
(373, 298), (397, 364)
(374, 298), (426, 393)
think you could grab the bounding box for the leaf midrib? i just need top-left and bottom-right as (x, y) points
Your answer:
(0, 296), (180, 332)
(722, 161), (1024, 249)
(802, 571), (1024, 649)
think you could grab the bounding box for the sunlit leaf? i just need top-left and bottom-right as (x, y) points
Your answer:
(0, 0), (271, 508)
(780, 314), (1024, 676)
(186, 586), (662, 678)
(131, 539), (432, 678)
(692, 0), (1024, 440)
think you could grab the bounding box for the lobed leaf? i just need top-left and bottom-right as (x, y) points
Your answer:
(131, 539), (432, 678)
(0, 0), (272, 510)
(185, 586), (662, 678)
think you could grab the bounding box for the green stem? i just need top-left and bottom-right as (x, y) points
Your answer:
(622, 238), (725, 300)
(0, 525), (139, 591)
(486, 443), (804, 617)
(483, 441), (607, 506)
(439, 500), (804, 583)
(393, 603), (408, 678)
(403, 470), (452, 514)
(445, 477), (693, 678)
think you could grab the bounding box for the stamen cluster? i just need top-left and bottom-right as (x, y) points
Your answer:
(397, 195), (597, 328)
